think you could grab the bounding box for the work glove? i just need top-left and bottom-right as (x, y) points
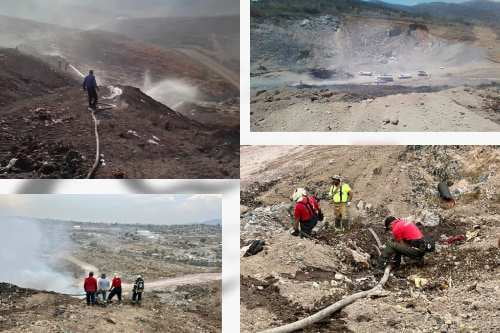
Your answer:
(291, 229), (300, 237)
(347, 201), (351, 207)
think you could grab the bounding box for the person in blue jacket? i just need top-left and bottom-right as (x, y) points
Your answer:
(83, 70), (99, 109)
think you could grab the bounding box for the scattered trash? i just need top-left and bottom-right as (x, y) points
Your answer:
(243, 240), (265, 257)
(440, 235), (465, 245)
(466, 229), (480, 241)
(147, 139), (159, 145)
(409, 275), (429, 288)
(127, 130), (140, 138)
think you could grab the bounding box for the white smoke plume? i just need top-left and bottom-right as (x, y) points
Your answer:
(143, 70), (199, 109)
(0, 217), (78, 294)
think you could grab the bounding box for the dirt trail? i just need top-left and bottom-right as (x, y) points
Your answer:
(176, 48), (240, 89)
(63, 255), (221, 293)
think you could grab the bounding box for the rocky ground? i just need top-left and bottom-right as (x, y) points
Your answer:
(250, 9), (500, 132)
(250, 84), (500, 132)
(0, 48), (239, 179)
(0, 281), (221, 333)
(240, 146), (500, 332)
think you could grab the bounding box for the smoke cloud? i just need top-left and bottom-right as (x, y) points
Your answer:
(0, 0), (240, 29)
(143, 71), (199, 109)
(0, 217), (77, 294)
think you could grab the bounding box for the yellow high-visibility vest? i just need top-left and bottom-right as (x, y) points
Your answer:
(328, 183), (351, 203)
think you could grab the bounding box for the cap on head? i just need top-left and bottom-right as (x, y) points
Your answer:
(384, 216), (397, 230)
(331, 175), (341, 182)
(292, 188), (308, 202)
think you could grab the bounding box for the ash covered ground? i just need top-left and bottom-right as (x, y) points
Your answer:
(0, 9), (239, 178)
(0, 218), (222, 332)
(240, 146), (500, 332)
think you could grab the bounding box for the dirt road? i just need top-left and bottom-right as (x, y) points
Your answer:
(251, 85), (500, 132)
(63, 255), (221, 293)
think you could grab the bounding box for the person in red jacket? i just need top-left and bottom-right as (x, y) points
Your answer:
(291, 188), (321, 237)
(380, 216), (434, 268)
(83, 271), (98, 306)
(107, 274), (122, 303)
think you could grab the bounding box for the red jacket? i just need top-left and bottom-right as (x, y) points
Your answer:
(84, 276), (97, 292)
(392, 219), (423, 241)
(111, 277), (122, 289)
(294, 196), (319, 222)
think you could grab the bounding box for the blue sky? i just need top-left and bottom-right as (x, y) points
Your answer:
(379, 0), (498, 5)
(0, 195), (221, 225)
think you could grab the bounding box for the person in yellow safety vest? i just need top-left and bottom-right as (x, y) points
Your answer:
(328, 175), (352, 230)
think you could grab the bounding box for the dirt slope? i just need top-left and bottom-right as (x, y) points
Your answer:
(240, 146), (500, 332)
(0, 49), (239, 178)
(0, 48), (75, 108)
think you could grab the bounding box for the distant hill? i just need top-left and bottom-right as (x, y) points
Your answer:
(252, 0), (500, 26)
(0, 0), (239, 29)
(374, 0), (500, 25)
(251, 0), (407, 18)
(200, 219), (222, 226)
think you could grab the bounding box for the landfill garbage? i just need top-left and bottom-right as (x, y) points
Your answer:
(243, 240), (265, 257)
(440, 235), (465, 245)
(466, 229), (480, 241)
(409, 275), (429, 288)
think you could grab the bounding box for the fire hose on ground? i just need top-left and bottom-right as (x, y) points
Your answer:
(258, 228), (391, 333)
(258, 265), (392, 333)
(86, 109), (100, 179)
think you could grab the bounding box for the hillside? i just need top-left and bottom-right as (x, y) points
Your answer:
(240, 145), (500, 332)
(393, 0), (500, 26)
(99, 15), (240, 73)
(1, 281), (221, 332)
(0, 48), (239, 179)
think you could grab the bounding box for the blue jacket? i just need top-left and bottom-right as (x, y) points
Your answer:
(83, 75), (97, 90)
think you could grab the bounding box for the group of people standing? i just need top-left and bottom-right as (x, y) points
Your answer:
(83, 272), (144, 306)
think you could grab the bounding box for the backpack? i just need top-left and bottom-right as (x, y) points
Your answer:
(298, 197), (323, 222)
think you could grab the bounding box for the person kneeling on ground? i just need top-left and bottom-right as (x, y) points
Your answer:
(380, 216), (435, 269)
(132, 275), (145, 305)
(83, 271), (98, 306)
(97, 273), (110, 304)
(291, 188), (322, 237)
(107, 274), (122, 303)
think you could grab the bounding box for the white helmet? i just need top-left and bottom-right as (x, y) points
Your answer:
(331, 175), (342, 182)
(292, 188), (308, 202)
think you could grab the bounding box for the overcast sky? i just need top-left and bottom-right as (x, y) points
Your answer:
(380, 0), (499, 5)
(0, 195), (221, 225)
